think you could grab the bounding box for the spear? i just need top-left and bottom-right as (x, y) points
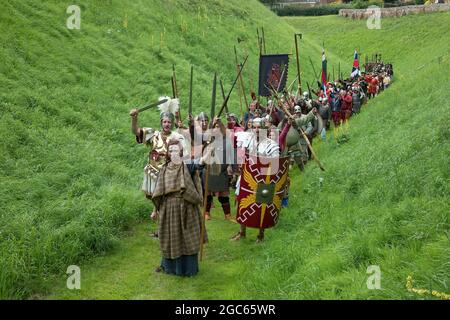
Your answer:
(217, 55), (248, 118)
(220, 79), (229, 114)
(309, 56), (319, 81)
(287, 73), (298, 93)
(257, 28), (262, 56)
(306, 81), (312, 99)
(294, 33), (302, 94)
(234, 45), (249, 111)
(172, 64), (181, 123)
(261, 27), (266, 54)
(210, 72), (217, 125)
(172, 64), (178, 97)
(200, 72), (217, 262)
(338, 62), (341, 80)
(188, 65), (193, 117)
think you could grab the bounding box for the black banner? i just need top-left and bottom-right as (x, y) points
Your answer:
(258, 54), (289, 97)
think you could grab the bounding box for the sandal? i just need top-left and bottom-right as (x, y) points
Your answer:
(230, 231), (245, 241)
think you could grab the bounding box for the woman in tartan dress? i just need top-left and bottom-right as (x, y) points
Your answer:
(152, 139), (209, 276)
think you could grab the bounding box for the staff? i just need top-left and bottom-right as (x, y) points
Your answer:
(200, 72), (217, 262)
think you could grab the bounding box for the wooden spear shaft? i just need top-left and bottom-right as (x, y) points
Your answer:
(200, 72), (217, 262)
(235, 46), (249, 110)
(294, 33), (302, 95)
(199, 163), (210, 262)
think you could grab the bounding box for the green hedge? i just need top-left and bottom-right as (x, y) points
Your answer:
(275, 4), (352, 16)
(273, 0), (387, 16)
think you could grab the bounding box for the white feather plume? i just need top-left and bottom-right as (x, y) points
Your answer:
(158, 96), (179, 115)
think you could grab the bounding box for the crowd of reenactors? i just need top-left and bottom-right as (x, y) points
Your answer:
(129, 59), (393, 277)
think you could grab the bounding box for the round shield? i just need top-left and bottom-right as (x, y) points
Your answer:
(312, 114), (324, 137)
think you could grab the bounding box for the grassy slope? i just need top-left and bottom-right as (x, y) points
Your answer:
(1, 1), (449, 299)
(48, 12), (449, 300)
(239, 14), (450, 299)
(0, 0), (328, 299)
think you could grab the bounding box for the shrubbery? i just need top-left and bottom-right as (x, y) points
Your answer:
(274, 4), (352, 16)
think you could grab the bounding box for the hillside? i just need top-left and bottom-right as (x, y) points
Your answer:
(0, 0), (330, 299)
(1, 1), (449, 299)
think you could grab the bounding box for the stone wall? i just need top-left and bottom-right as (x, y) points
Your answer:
(339, 4), (450, 19)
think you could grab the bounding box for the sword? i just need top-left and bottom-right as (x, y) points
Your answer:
(137, 98), (168, 113)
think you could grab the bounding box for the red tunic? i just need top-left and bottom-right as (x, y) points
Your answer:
(341, 94), (353, 120)
(368, 78), (378, 94)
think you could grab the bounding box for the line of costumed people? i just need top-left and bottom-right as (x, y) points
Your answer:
(129, 55), (393, 277)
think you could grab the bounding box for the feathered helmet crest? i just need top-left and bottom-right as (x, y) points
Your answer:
(158, 96), (179, 126)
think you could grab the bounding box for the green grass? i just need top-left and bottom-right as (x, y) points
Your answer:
(1, 1), (449, 299)
(0, 0), (324, 299)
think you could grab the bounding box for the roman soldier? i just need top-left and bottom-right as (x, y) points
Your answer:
(318, 96), (331, 130)
(330, 91), (342, 126)
(283, 108), (318, 171)
(368, 74), (378, 99)
(243, 101), (257, 128)
(204, 116), (233, 221)
(190, 112), (232, 221)
(341, 90), (353, 123)
(227, 113), (244, 189)
(232, 117), (282, 243)
(129, 97), (187, 222)
(351, 86), (362, 114)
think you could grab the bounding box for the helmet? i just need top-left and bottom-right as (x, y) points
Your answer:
(303, 91), (309, 98)
(197, 112), (209, 121)
(227, 113), (240, 124)
(252, 117), (263, 128)
(294, 105), (301, 113)
(160, 111), (175, 123)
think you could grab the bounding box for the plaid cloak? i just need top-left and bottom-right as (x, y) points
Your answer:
(152, 162), (206, 259)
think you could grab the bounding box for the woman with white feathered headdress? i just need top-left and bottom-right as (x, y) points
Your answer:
(129, 96), (189, 227)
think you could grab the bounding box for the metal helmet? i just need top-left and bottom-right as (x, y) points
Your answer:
(252, 117), (263, 128)
(227, 113), (240, 125)
(160, 111), (175, 123)
(303, 91), (309, 99)
(160, 111), (175, 131)
(197, 112), (209, 121)
(294, 105), (301, 113)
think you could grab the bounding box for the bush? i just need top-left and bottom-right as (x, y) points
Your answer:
(275, 4), (352, 16)
(384, 0), (424, 7)
(352, 0), (384, 9)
